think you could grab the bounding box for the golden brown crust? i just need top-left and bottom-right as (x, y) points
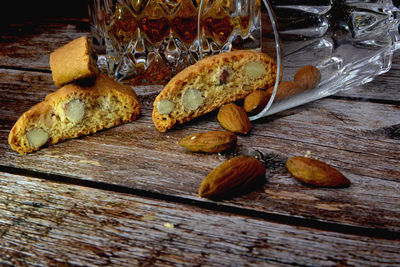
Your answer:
(9, 74), (141, 154)
(50, 35), (98, 87)
(152, 50), (277, 132)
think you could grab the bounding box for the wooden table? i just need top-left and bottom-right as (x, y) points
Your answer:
(1, 18), (399, 266)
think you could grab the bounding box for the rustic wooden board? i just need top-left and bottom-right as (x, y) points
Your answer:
(0, 19), (89, 70)
(1, 15), (400, 267)
(0, 171), (399, 266)
(1, 68), (399, 232)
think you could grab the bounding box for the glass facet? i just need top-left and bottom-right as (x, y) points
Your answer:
(89, 0), (264, 85)
(251, 0), (400, 120)
(89, 0), (400, 120)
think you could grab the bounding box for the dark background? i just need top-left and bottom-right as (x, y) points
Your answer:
(3, 0), (399, 23)
(1, 0), (89, 24)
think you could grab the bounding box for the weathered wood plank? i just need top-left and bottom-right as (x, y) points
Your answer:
(0, 172), (399, 266)
(1, 16), (400, 267)
(0, 19), (89, 70)
(1, 68), (399, 232)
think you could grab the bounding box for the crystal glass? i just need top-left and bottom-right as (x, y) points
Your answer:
(250, 0), (400, 120)
(88, 0), (275, 86)
(89, 0), (400, 121)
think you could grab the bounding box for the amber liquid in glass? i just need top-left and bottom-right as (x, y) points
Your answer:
(91, 0), (262, 85)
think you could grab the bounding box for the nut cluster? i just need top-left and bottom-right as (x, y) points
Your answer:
(16, 43), (349, 201)
(243, 65), (321, 114)
(154, 60), (269, 119)
(214, 65), (321, 140)
(174, 64), (347, 200)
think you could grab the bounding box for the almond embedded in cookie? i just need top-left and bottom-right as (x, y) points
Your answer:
(152, 50), (277, 132)
(8, 74), (141, 154)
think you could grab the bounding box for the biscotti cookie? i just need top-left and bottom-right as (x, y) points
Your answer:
(50, 35), (98, 87)
(9, 74), (141, 154)
(152, 50), (277, 132)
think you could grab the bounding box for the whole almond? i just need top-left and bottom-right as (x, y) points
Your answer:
(265, 81), (303, 102)
(244, 90), (270, 115)
(286, 156), (350, 187)
(178, 131), (237, 153)
(217, 103), (251, 135)
(293, 65), (321, 90)
(199, 155), (266, 199)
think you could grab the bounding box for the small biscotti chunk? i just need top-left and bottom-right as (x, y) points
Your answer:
(152, 50), (277, 132)
(9, 74), (141, 154)
(50, 35), (98, 87)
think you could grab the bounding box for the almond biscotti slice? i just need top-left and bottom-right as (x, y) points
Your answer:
(9, 74), (141, 154)
(152, 50), (277, 132)
(50, 35), (98, 87)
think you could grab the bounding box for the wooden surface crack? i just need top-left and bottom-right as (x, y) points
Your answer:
(1, 164), (399, 241)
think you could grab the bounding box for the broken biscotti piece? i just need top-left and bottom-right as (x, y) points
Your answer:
(152, 50), (277, 132)
(50, 35), (98, 87)
(9, 74), (141, 154)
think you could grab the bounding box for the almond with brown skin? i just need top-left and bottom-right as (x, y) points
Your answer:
(252, 66), (320, 110)
(243, 90), (270, 115)
(199, 155), (266, 199)
(244, 81), (303, 115)
(286, 156), (350, 187)
(293, 65), (321, 90)
(217, 103), (251, 135)
(264, 81), (303, 102)
(178, 131), (237, 153)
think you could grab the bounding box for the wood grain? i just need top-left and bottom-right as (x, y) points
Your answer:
(1, 68), (399, 232)
(0, 19), (89, 70)
(1, 17), (400, 265)
(0, 171), (399, 266)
